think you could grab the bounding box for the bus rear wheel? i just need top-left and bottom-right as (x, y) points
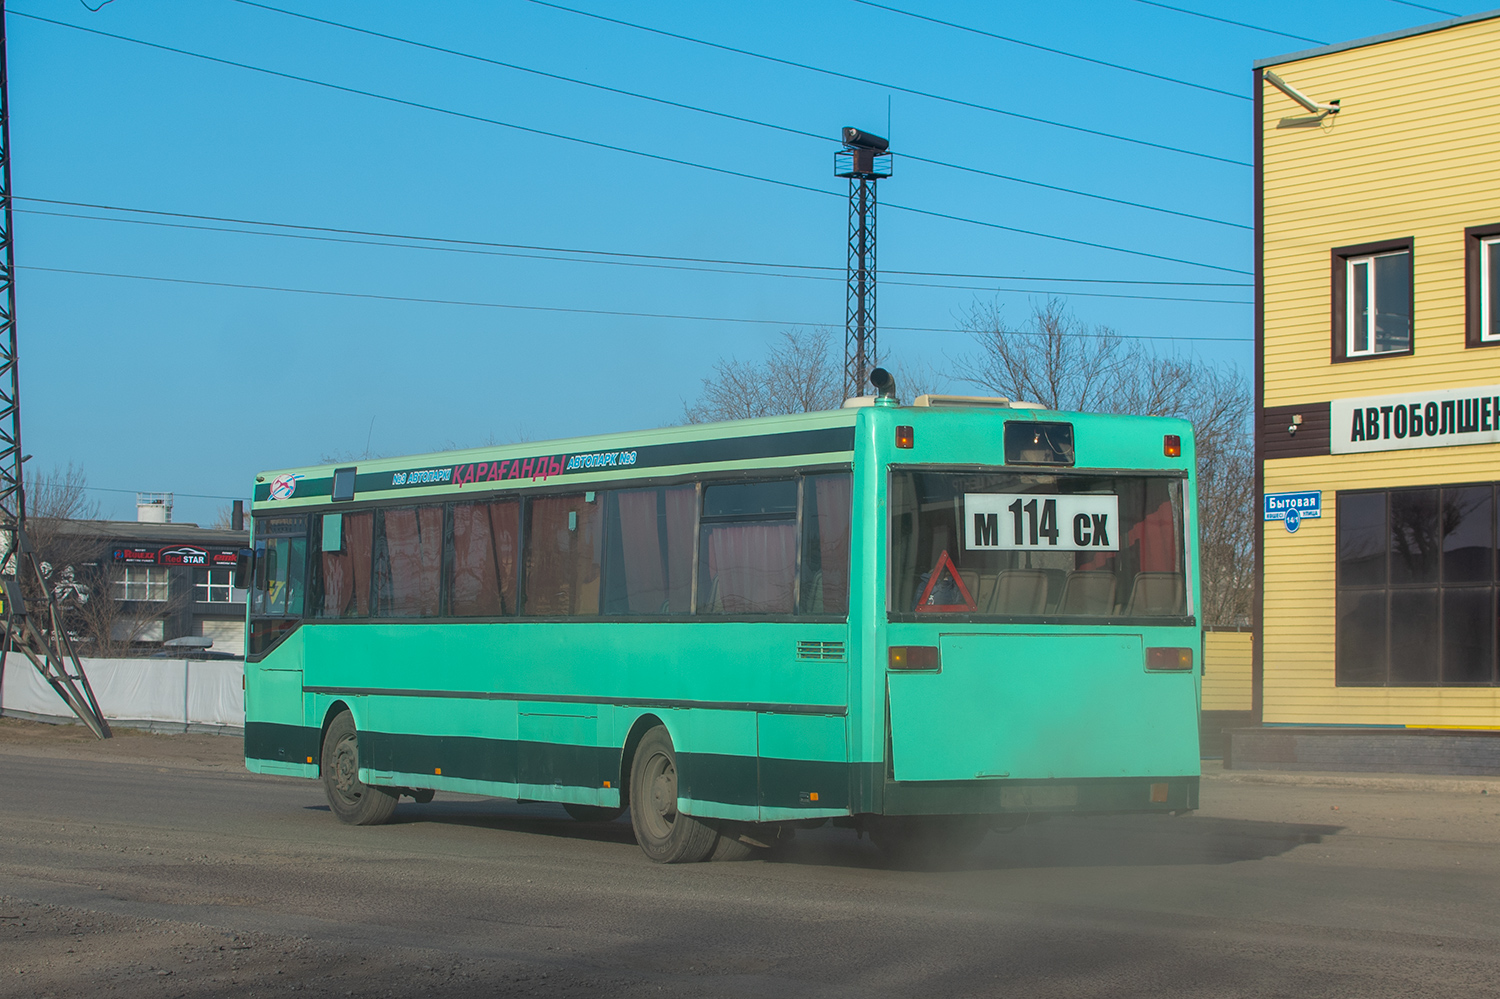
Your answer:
(628, 726), (718, 863)
(321, 711), (398, 826)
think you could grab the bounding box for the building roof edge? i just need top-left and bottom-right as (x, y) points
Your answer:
(1254, 8), (1500, 69)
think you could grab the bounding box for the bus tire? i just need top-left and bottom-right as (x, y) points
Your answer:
(710, 832), (758, 861)
(321, 711), (398, 826)
(563, 803), (626, 823)
(628, 726), (718, 863)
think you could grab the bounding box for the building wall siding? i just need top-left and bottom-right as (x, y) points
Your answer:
(1261, 16), (1500, 732)
(1263, 17), (1500, 409)
(1263, 451), (1500, 727)
(1202, 631), (1253, 712)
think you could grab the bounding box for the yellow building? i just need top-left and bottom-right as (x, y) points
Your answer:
(1248, 12), (1500, 774)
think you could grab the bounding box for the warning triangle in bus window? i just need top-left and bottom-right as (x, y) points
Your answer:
(914, 549), (976, 613)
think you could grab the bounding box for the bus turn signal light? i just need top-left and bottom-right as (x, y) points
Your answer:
(889, 645), (940, 670)
(1146, 647), (1194, 671)
(1164, 434), (1181, 457)
(896, 425), (914, 449)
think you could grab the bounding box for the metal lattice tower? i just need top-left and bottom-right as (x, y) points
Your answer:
(834, 127), (892, 400)
(0, 0), (110, 739)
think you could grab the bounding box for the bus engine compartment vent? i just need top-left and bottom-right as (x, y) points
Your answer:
(796, 641), (847, 661)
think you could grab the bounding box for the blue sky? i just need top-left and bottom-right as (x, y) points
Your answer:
(7, 0), (1480, 523)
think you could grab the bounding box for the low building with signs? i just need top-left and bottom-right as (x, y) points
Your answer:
(1250, 12), (1500, 773)
(42, 518), (249, 656)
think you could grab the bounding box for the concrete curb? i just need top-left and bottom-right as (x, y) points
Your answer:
(1202, 761), (1495, 794)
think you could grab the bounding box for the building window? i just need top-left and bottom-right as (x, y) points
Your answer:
(194, 568), (241, 603)
(1464, 224), (1500, 347)
(1336, 485), (1498, 686)
(115, 566), (169, 602)
(1331, 239), (1413, 362)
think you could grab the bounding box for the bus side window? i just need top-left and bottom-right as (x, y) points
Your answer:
(450, 500), (519, 617)
(698, 480), (798, 616)
(799, 474), (852, 616)
(374, 506), (443, 617)
(601, 485), (695, 615)
(316, 511), (373, 618)
(523, 494), (603, 616)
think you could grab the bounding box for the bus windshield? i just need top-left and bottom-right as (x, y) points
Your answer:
(889, 469), (1189, 621)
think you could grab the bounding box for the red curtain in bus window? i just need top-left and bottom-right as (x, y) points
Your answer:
(1129, 499), (1180, 573)
(382, 506), (444, 617)
(813, 474), (851, 615)
(524, 494), (602, 616)
(613, 485), (696, 614)
(704, 522), (796, 614)
(616, 489), (666, 613)
(450, 500), (519, 616)
(321, 511), (372, 618)
(663, 485), (694, 613)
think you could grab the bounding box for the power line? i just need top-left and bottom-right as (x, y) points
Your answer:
(21, 266), (1252, 338)
(19, 207), (1252, 302)
(18, 196), (1253, 286)
(1129, 1), (1327, 45)
(13, 11), (1250, 274)
(849, 0), (1248, 101)
(896, 153), (1247, 230)
(1387, 1), (1460, 16)
(232, 0), (1246, 230)
(522, 0), (1249, 168)
(82, 485), (245, 502)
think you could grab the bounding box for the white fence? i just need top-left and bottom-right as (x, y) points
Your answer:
(0, 656), (244, 734)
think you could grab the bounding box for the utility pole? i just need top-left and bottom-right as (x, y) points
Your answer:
(834, 127), (892, 400)
(0, 0), (110, 738)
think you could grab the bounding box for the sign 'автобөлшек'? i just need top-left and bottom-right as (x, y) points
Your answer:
(1330, 383), (1500, 454)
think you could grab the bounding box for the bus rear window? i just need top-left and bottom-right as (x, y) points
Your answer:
(889, 470), (1188, 620)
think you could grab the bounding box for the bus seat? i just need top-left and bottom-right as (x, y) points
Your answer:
(1057, 571), (1117, 616)
(1126, 572), (1185, 616)
(988, 569), (1048, 615)
(958, 569), (980, 607)
(1041, 568), (1068, 612)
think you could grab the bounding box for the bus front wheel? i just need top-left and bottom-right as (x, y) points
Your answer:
(628, 726), (718, 863)
(321, 711), (398, 826)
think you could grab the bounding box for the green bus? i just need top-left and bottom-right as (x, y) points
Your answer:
(243, 374), (1201, 862)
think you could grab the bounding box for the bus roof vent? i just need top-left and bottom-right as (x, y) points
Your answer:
(912, 394), (1011, 408)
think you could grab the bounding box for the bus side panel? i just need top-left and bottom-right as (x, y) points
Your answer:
(244, 629), (317, 777)
(674, 708), (759, 822)
(755, 713), (850, 820)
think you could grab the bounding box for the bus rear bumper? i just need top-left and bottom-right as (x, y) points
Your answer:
(879, 774), (1199, 817)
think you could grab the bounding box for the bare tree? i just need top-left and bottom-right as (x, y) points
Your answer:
(683, 328), (845, 423)
(963, 298), (1254, 627)
(25, 462), (101, 521)
(17, 464), (193, 656)
(683, 327), (948, 422)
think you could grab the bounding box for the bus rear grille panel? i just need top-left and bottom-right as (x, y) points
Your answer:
(796, 641), (846, 661)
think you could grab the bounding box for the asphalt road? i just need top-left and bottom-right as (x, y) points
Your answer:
(1, 721), (1497, 998)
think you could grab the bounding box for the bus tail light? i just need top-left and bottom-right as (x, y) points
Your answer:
(889, 645), (940, 671)
(1163, 434), (1181, 457)
(896, 425), (914, 449)
(1146, 647), (1194, 671)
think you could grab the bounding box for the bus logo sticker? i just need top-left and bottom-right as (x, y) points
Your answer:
(964, 493), (1120, 551)
(268, 473), (303, 501)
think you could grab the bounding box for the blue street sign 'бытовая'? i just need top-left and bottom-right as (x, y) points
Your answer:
(1264, 490), (1321, 533)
